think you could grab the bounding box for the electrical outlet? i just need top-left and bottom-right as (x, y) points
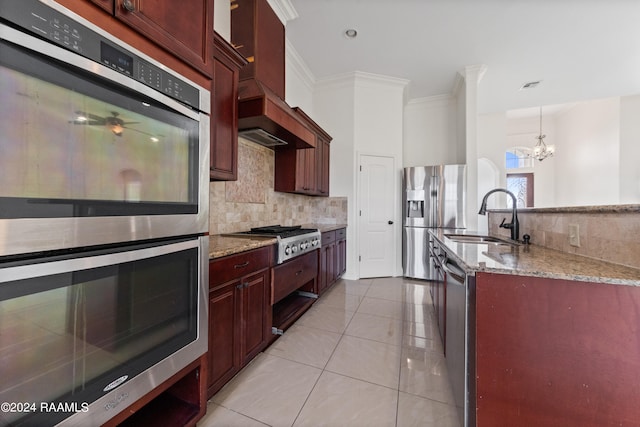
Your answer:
(568, 224), (580, 247)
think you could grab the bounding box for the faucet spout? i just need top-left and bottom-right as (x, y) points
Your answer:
(478, 188), (520, 241)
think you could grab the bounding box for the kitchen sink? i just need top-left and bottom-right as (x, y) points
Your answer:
(444, 233), (521, 246)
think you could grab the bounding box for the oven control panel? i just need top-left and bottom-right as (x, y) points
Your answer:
(279, 233), (321, 264)
(0, 0), (201, 110)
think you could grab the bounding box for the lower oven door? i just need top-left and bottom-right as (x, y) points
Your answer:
(0, 237), (208, 426)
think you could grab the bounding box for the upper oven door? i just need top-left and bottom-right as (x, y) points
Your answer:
(0, 14), (210, 257)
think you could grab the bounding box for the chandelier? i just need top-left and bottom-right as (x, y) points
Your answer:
(529, 106), (555, 161)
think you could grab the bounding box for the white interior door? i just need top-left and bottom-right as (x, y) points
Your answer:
(358, 154), (396, 278)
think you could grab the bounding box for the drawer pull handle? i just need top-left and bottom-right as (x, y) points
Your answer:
(122, 0), (135, 12)
(234, 261), (250, 269)
(295, 269), (303, 275)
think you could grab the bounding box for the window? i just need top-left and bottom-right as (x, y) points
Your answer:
(506, 173), (534, 208)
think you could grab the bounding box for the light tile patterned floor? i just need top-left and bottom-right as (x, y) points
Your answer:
(199, 277), (460, 427)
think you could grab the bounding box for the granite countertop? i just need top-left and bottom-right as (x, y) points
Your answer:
(430, 229), (640, 286)
(208, 235), (277, 260)
(209, 224), (346, 260)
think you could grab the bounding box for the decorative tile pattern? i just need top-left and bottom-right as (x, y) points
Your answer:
(487, 207), (640, 270)
(209, 139), (348, 235)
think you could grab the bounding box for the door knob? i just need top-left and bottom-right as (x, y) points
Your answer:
(388, 220), (394, 224)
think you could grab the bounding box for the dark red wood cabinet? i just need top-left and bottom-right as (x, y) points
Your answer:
(274, 108), (332, 197)
(318, 228), (346, 295)
(207, 246), (272, 397)
(475, 272), (640, 427)
(85, 0), (214, 77)
(210, 33), (247, 181)
(231, 0), (285, 98)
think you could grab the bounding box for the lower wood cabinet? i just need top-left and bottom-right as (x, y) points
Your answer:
(318, 228), (346, 295)
(207, 246), (272, 398)
(475, 272), (640, 427)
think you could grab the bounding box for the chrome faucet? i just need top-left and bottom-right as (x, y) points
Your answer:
(478, 188), (520, 241)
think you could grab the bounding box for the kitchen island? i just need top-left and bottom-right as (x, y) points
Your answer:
(430, 229), (640, 427)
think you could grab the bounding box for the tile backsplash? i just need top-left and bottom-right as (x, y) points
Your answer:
(488, 205), (640, 269)
(209, 138), (348, 235)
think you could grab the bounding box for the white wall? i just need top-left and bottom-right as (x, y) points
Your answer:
(554, 98), (619, 206)
(619, 95), (640, 203)
(403, 96), (458, 166)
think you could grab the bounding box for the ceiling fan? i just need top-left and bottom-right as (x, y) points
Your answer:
(71, 111), (159, 141)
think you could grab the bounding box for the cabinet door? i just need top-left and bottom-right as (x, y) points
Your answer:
(210, 34), (245, 181)
(115, 0), (214, 76)
(87, 0), (113, 13)
(294, 148), (317, 194)
(317, 137), (330, 196)
(337, 237), (346, 278)
(207, 280), (241, 396)
(318, 244), (330, 295)
(240, 269), (270, 365)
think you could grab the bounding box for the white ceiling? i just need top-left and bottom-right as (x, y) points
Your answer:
(285, 0), (640, 115)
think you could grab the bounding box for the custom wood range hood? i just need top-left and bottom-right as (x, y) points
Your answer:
(231, 0), (314, 149)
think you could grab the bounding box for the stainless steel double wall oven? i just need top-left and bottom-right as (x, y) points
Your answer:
(0, 1), (210, 425)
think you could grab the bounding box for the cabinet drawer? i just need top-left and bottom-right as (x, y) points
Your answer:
(272, 251), (318, 304)
(209, 246), (271, 288)
(321, 230), (336, 246)
(336, 228), (346, 240)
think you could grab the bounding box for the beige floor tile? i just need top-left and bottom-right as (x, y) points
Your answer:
(315, 289), (364, 312)
(328, 278), (372, 296)
(396, 392), (461, 427)
(402, 335), (444, 355)
(402, 282), (433, 305)
(212, 354), (322, 427)
(404, 319), (439, 341)
(365, 281), (406, 302)
(344, 312), (403, 346)
(357, 296), (404, 320)
(325, 335), (401, 389)
(198, 403), (269, 427)
(265, 324), (342, 368)
(295, 304), (355, 334)
(293, 371), (398, 427)
(404, 301), (434, 324)
(399, 347), (456, 405)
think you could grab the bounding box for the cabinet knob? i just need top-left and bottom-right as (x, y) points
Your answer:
(122, 0), (136, 12)
(388, 220), (394, 225)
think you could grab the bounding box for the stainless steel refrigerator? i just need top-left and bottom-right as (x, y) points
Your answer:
(402, 165), (467, 279)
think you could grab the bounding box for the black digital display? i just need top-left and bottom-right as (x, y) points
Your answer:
(100, 41), (133, 75)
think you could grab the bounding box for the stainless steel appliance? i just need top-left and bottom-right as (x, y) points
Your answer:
(230, 225), (321, 264)
(0, 237), (209, 427)
(0, 0), (210, 257)
(402, 165), (466, 279)
(228, 225), (320, 334)
(0, 1), (210, 425)
(443, 254), (474, 427)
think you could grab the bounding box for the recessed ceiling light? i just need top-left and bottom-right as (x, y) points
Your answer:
(520, 80), (542, 90)
(344, 29), (358, 39)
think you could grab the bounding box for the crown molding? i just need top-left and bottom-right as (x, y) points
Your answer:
(286, 38), (315, 93)
(267, 0), (298, 24)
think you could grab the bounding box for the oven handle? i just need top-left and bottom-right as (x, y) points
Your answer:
(0, 238), (199, 283)
(442, 257), (466, 283)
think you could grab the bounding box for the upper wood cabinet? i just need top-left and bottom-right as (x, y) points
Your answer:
(274, 108), (332, 196)
(86, 0), (214, 77)
(210, 33), (247, 181)
(231, 0), (285, 98)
